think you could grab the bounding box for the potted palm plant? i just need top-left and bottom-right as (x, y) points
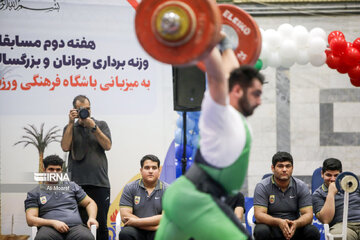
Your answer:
(14, 123), (61, 173)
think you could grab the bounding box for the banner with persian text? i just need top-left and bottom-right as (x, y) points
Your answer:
(0, 0), (166, 115)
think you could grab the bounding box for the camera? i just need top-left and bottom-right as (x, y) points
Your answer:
(77, 108), (89, 119)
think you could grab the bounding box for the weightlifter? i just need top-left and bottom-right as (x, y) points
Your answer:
(155, 35), (264, 239)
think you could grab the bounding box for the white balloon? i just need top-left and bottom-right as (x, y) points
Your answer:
(268, 52), (281, 68)
(260, 42), (270, 60)
(263, 28), (275, 40)
(309, 52), (326, 66)
(292, 25), (309, 48)
(310, 27), (327, 41)
(264, 29), (281, 49)
(280, 57), (296, 68)
(296, 50), (309, 65)
(279, 39), (298, 60)
(308, 37), (327, 55)
(277, 23), (293, 39)
(293, 25), (308, 34)
(266, 41), (280, 53)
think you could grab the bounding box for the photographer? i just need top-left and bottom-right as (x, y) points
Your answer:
(61, 95), (111, 240)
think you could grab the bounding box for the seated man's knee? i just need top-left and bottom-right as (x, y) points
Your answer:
(346, 228), (358, 240)
(34, 234), (49, 240)
(119, 226), (138, 240)
(254, 224), (271, 240)
(330, 223), (357, 240)
(303, 225), (320, 240)
(64, 225), (95, 240)
(330, 222), (343, 235)
(35, 226), (62, 240)
(81, 231), (95, 240)
(34, 236), (48, 240)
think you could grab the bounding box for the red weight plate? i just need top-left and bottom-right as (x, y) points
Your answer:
(193, 0), (222, 63)
(197, 4), (262, 71)
(219, 4), (261, 65)
(135, 0), (222, 66)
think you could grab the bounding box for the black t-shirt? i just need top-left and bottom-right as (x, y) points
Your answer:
(64, 118), (111, 188)
(226, 192), (245, 212)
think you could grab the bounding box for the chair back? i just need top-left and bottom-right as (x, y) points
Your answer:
(262, 173), (272, 180)
(312, 167), (323, 193)
(244, 197), (255, 237)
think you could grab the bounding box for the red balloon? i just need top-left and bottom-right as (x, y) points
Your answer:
(337, 64), (349, 74)
(328, 31), (345, 44)
(326, 52), (341, 69)
(353, 38), (360, 51)
(343, 47), (360, 67)
(330, 37), (347, 56)
(350, 78), (360, 87)
(348, 65), (360, 79)
(325, 49), (331, 57)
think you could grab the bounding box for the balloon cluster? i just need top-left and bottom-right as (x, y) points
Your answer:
(260, 24), (327, 69)
(174, 111), (200, 178)
(325, 31), (360, 87)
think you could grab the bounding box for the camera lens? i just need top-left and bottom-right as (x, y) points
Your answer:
(78, 108), (89, 119)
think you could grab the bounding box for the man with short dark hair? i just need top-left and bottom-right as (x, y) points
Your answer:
(312, 158), (360, 240)
(119, 154), (168, 240)
(253, 152), (320, 240)
(61, 95), (111, 240)
(229, 65), (264, 117)
(25, 155), (98, 240)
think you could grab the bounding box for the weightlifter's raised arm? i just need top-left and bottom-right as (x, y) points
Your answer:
(203, 39), (240, 106)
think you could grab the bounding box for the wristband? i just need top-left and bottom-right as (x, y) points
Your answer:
(219, 36), (234, 52)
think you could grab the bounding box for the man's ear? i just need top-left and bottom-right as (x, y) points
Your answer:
(271, 165), (275, 173)
(230, 84), (243, 98)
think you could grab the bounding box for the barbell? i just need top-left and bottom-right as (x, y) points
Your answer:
(135, 0), (262, 68)
(335, 171), (359, 194)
